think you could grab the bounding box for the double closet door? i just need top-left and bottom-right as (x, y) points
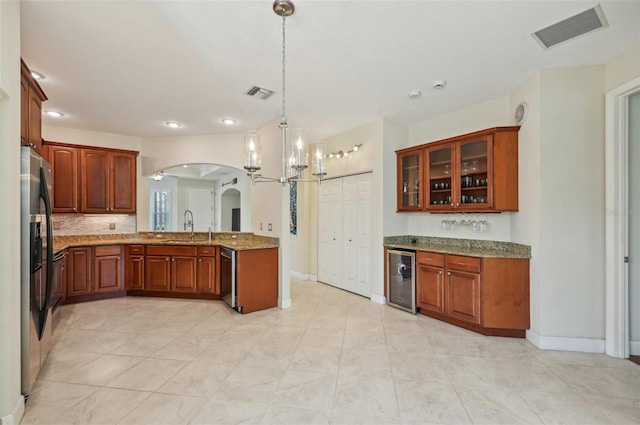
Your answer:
(318, 173), (372, 297)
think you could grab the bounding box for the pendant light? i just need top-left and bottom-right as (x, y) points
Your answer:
(243, 0), (326, 185)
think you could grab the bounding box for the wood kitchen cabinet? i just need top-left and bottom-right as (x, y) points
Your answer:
(81, 149), (136, 214)
(144, 246), (198, 293)
(21, 60), (47, 153)
(416, 252), (445, 314)
(42, 144), (78, 213)
(416, 250), (529, 337)
(236, 248), (278, 314)
(197, 246), (218, 295)
(43, 141), (138, 214)
(125, 245), (145, 290)
(397, 126), (519, 212)
(397, 148), (424, 211)
(66, 247), (92, 298)
(445, 255), (481, 325)
(94, 245), (124, 293)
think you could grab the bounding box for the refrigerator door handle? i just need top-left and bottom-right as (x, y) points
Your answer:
(37, 166), (53, 341)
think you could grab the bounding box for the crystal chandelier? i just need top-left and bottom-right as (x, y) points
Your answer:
(243, 0), (326, 185)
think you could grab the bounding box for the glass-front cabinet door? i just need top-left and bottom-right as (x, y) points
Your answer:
(457, 137), (492, 209)
(397, 148), (423, 211)
(426, 144), (454, 210)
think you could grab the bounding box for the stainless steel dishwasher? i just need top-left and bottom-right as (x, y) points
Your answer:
(386, 249), (416, 313)
(220, 247), (237, 311)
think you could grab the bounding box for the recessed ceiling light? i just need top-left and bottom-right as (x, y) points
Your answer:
(408, 91), (422, 99)
(31, 71), (45, 80)
(221, 118), (236, 125)
(432, 80), (447, 90)
(45, 110), (64, 118)
(165, 121), (182, 129)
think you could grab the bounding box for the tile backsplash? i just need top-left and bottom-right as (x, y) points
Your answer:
(52, 214), (136, 235)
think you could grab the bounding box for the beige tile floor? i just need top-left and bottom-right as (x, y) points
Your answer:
(21, 279), (640, 425)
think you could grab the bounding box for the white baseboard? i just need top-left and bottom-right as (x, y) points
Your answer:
(526, 329), (605, 353)
(631, 340), (640, 355)
(278, 298), (292, 309)
(1, 394), (25, 425)
(370, 293), (386, 305)
(289, 271), (317, 281)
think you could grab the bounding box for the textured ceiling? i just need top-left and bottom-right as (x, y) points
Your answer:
(20, 1), (640, 140)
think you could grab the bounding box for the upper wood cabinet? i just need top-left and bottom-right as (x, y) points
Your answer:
(81, 149), (136, 213)
(43, 141), (138, 214)
(21, 60), (47, 153)
(397, 127), (519, 212)
(397, 148), (424, 211)
(42, 144), (79, 213)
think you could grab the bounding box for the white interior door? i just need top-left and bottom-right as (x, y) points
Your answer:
(342, 174), (372, 297)
(318, 179), (342, 287)
(186, 187), (213, 231)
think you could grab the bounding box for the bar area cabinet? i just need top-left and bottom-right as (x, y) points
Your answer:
(397, 127), (519, 212)
(397, 148), (423, 211)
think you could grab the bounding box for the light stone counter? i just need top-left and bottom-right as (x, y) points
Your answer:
(54, 231), (279, 252)
(384, 235), (530, 259)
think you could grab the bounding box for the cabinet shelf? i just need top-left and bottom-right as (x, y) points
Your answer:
(460, 154), (488, 162)
(461, 186), (487, 191)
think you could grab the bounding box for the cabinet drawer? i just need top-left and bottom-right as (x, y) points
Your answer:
(147, 245), (197, 257)
(417, 251), (444, 267)
(446, 255), (481, 273)
(197, 246), (216, 257)
(129, 244), (145, 255)
(94, 245), (122, 257)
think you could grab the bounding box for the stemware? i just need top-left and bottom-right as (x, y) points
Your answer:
(470, 160), (478, 172)
(443, 164), (451, 175)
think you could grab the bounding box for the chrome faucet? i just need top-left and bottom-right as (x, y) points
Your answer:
(184, 209), (194, 239)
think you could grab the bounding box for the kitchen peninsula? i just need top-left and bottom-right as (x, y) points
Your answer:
(54, 232), (279, 314)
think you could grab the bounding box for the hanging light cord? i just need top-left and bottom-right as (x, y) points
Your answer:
(281, 11), (287, 126)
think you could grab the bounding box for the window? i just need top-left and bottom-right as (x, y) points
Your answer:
(151, 189), (171, 231)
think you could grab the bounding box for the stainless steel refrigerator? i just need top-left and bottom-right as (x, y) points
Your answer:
(20, 146), (54, 396)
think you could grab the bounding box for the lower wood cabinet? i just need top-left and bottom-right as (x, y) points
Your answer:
(416, 252), (445, 314)
(416, 250), (529, 337)
(94, 245), (124, 293)
(66, 245), (125, 303)
(125, 245), (145, 290)
(66, 247), (92, 298)
(197, 246), (218, 294)
(236, 247), (278, 314)
(146, 246), (198, 293)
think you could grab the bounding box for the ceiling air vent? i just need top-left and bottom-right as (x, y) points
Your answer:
(532, 4), (608, 49)
(246, 85), (275, 100)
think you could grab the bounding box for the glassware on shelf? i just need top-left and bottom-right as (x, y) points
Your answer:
(470, 160), (478, 172)
(403, 182), (408, 193)
(443, 164), (451, 175)
(461, 161), (469, 174)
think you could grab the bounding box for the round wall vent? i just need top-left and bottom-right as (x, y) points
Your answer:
(514, 102), (529, 125)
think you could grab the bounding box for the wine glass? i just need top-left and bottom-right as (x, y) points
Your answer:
(443, 164), (451, 175)
(461, 161), (469, 174)
(470, 160), (478, 172)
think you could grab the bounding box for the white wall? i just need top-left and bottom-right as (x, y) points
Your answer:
(215, 168), (251, 232)
(537, 66), (606, 341)
(510, 72), (543, 338)
(382, 119), (409, 238)
(605, 44), (640, 91)
(406, 96), (514, 241)
(220, 188), (240, 231)
(0, 2), (25, 423)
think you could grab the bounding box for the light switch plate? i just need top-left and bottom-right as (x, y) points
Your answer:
(109, 223), (116, 230)
(268, 223), (272, 231)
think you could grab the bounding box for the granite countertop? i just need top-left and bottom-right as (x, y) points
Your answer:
(53, 231), (279, 252)
(384, 235), (530, 259)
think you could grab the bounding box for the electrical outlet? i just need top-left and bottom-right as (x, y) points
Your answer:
(260, 223), (263, 230)
(268, 223), (272, 231)
(109, 223), (116, 230)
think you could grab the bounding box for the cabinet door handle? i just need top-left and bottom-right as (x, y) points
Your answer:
(117, 257), (120, 260)
(172, 258), (175, 262)
(73, 207), (77, 212)
(199, 259), (202, 262)
(165, 258), (169, 262)
(439, 271), (442, 275)
(447, 272), (451, 276)
(105, 208), (108, 211)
